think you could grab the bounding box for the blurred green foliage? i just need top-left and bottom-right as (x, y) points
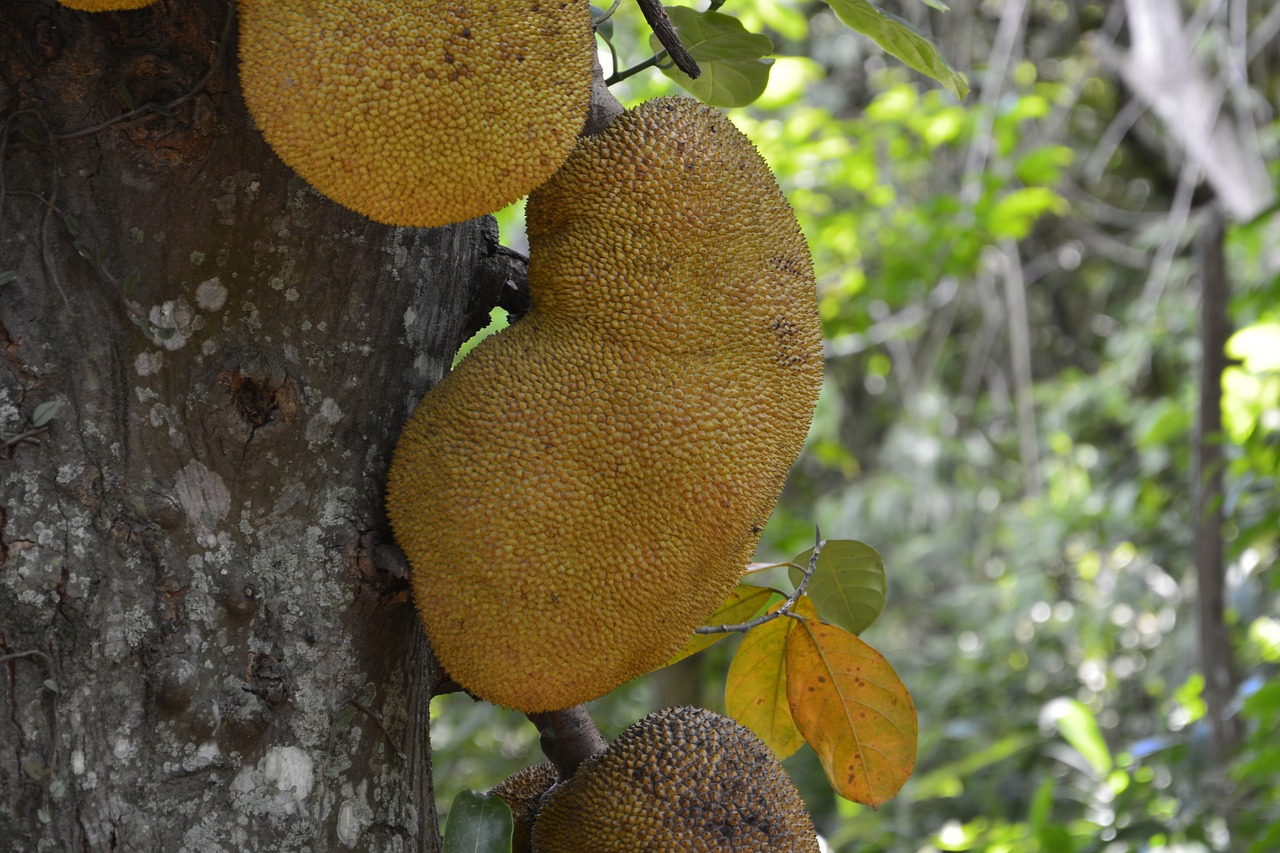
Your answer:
(446, 1), (1280, 850)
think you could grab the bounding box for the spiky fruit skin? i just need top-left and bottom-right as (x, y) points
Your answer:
(237, 0), (595, 227)
(387, 97), (823, 712)
(59, 0), (155, 9)
(491, 763), (559, 853)
(530, 707), (820, 851)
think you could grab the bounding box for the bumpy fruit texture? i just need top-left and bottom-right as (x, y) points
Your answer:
(491, 763), (558, 853)
(59, 0), (156, 9)
(531, 707), (820, 851)
(387, 96), (823, 712)
(237, 0), (595, 227)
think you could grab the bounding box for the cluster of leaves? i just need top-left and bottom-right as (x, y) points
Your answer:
(598, 0), (967, 107)
(674, 540), (917, 807)
(440, 542), (919, 850)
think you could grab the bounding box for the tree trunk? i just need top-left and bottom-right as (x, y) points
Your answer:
(1194, 208), (1242, 848)
(1, 2), (502, 849)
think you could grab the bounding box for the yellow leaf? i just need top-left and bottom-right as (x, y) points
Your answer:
(726, 603), (804, 759)
(664, 584), (774, 666)
(786, 618), (917, 807)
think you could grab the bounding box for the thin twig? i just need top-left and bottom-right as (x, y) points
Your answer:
(1138, 157), (1202, 320)
(959, 0), (1028, 205)
(592, 0), (623, 26)
(634, 0), (699, 78)
(52, 5), (233, 142)
(3, 427), (49, 448)
(695, 530), (823, 635)
(348, 699), (406, 760)
(1001, 238), (1041, 497)
(0, 110), (51, 247)
(39, 185), (73, 314)
(606, 53), (670, 86)
(0, 649), (55, 667)
(10, 189), (148, 326)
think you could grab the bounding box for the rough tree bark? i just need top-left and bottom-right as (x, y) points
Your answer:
(1, 1), (512, 849)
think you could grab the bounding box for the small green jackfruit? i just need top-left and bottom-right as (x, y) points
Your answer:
(387, 97), (822, 711)
(530, 706), (820, 851)
(237, 0), (595, 226)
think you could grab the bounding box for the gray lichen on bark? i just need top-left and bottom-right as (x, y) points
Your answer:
(1, 1), (501, 849)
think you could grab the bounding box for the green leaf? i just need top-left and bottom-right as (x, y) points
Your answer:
(1173, 673), (1208, 723)
(441, 790), (513, 853)
(1015, 145), (1074, 186)
(0, 271), (16, 286)
(986, 187), (1067, 238)
(788, 540), (887, 635)
(907, 732), (1037, 798)
(821, 0), (969, 99)
(1042, 697), (1111, 776)
(1241, 678), (1280, 720)
(1028, 776), (1055, 835)
(651, 8), (774, 108)
(32, 400), (63, 428)
(1227, 322), (1280, 373)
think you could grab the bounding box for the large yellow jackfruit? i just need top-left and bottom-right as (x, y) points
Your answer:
(237, 0), (595, 227)
(387, 97), (823, 712)
(530, 707), (820, 851)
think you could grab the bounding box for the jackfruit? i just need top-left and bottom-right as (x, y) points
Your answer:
(387, 96), (822, 711)
(530, 706), (820, 851)
(491, 763), (558, 853)
(237, 0), (595, 226)
(59, 0), (156, 9)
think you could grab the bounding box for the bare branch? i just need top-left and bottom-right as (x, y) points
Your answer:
(634, 0), (700, 79)
(1094, 0), (1274, 220)
(1001, 239), (1040, 497)
(526, 706), (607, 782)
